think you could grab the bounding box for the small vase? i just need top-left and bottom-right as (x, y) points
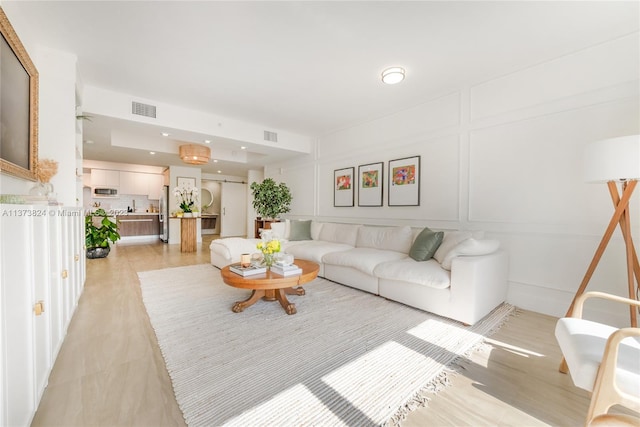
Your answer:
(183, 212), (193, 218)
(29, 181), (48, 197)
(44, 182), (56, 201)
(262, 253), (276, 269)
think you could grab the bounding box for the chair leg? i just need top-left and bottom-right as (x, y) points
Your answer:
(586, 363), (614, 425)
(585, 328), (638, 425)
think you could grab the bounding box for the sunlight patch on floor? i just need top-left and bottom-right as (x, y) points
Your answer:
(486, 339), (546, 358)
(407, 318), (483, 349)
(224, 383), (347, 427)
(321, 341), (434, 424)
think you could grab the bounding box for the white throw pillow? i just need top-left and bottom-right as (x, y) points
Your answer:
(310, 221), (323, 240)
(269, 222), (287, 240)
(433, 231), (472, 264)
(440, 238), (501, 270)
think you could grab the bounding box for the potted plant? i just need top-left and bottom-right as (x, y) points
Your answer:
(250, 178), (292, 219)
(174, 185), (199, 216)
(85, 208), (121, 259)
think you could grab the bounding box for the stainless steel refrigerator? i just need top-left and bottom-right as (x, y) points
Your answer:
(159, 185), (169, 242)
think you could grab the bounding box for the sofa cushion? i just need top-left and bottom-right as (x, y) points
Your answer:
(356, 225), (413, 254)
(318, 222), (361, 246)
(433, 231), (473, 264)
(374, 258), (451, 289)
(441, 238), (501, 270)
(285, 241), (352, 264)
(323, 248), (407, 276)
(288, 219), (312, 241)
(409, 227), (444, 261)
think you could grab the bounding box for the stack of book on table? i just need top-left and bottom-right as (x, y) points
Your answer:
(271, 263), (303, 276)
(229, 263), (267, 276)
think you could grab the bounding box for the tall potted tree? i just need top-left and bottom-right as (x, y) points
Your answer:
(85, 208), (121, 259)
(250, 178), (292, 219)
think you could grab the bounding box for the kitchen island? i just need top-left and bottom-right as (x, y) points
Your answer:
(116, 213), (160, 239)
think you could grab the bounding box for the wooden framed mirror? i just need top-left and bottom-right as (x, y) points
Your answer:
(0, 8), (39, 181)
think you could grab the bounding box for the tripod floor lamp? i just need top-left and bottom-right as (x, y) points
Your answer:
(564, 134), (640, 327)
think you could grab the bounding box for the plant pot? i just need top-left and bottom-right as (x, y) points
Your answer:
(183, 212), (193, 217)
(87, 246), (110, 259)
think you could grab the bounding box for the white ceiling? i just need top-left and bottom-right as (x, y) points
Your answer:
(6, 1), (639, 177)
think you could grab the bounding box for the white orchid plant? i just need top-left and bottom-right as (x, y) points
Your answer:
(174, 185), (199, 213)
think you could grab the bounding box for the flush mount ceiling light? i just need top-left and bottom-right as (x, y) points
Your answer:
(179, 144), (211, 165)
(381, 67), (405, 84)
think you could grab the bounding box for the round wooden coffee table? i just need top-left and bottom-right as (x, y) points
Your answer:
(220, 259), (319, 315)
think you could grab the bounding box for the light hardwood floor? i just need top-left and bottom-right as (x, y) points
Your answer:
(32, 236), (594, 427)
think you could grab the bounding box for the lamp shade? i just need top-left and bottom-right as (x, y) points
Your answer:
(179, 144), (210, 165)
(584, 135), (640, 183)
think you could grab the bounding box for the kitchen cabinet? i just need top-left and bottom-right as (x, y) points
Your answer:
(147, 174), (164, 200)
(119, 172), (164, 199)
(0, 205), (84, 426)
(91, 169), (119, 188)
(116, 214), (160, 236)
(119, 171), (147, 195)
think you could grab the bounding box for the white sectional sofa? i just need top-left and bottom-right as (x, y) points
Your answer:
(209, 220), (508, 325)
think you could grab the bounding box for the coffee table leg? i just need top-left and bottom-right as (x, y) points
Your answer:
(232, 290), (265, 313)
(284, 287), (305, 296)
(275, 289), (297, 315)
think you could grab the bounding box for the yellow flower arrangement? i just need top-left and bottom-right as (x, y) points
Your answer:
(256, 238), (280, 268)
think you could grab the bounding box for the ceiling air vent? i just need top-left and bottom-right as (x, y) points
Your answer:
(132, 101), (157, 118)
(264, 130), (278, 142)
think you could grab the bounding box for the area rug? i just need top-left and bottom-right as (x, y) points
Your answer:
(138, 264), (513, 427)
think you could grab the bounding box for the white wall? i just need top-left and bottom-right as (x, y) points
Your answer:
(268, 33), (640, 324)
(0, 5), (78, 206)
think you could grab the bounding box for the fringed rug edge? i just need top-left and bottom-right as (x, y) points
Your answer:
(383, 304), (519, 427)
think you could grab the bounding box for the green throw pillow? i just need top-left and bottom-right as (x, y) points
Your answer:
(409, 227), (444, 261)
(288, 220), (312, 241)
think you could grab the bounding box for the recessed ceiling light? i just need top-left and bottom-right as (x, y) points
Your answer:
(149, 151), (156, 155)
(204, 139), (211, 144)
(213, 159), (218, 163)
(161, 132), (170, 137)
(240, 146), (246, 150)
(381, 67), (405, 84)
(217, 170), (222, 174)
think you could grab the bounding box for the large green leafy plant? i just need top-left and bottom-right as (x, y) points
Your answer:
(85, 208), (121, 249)
(250, 178), (292, 219)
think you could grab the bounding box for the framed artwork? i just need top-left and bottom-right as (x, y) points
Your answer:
(177, 176), (196, 189)
(388, 156), (420, 206)
(358, 162), (383, 207)
(0, 8), (39, 181)
(334, 167), (354, 207)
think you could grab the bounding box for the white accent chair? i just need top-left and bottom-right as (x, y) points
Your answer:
(555, 291), (640, 426)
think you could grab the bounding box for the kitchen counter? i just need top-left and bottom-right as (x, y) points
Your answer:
(120, 212), (160, 215)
